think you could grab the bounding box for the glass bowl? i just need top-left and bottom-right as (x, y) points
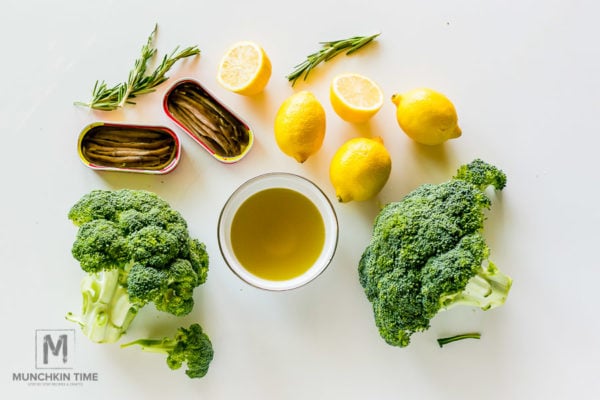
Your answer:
(217, 172), (338, 291)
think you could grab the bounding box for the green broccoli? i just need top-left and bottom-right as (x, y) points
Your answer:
(66, 189), (209, 343)
(121, 323), (214, 379)
(358, 159), (512, 348)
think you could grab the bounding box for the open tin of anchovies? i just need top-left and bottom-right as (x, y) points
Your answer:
(77, 122), (181, 174)
(163, 79), (254, 163)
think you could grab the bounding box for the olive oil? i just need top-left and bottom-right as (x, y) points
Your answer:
(230, 188), (325, 281)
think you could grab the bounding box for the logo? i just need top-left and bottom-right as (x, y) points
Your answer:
(11, 329), (99, 387)
(35, 329), (75, 369)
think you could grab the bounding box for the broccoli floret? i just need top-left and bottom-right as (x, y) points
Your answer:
(121, 323), (214, 379)
(70, 219), (128, 273)
(127, 225), (180, 269)
(127, 259), (199, 316)
(66, 189), (209, 344)
(68, 189), (118, 225)
(189, 238), (209, 285)
(358, 159), (511, 347)
(454, 158), (507, 191)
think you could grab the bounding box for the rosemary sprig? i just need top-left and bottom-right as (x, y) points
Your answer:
(75, 25), (200, 111)
(437, 333), (482, 348)
(287, 33), (380, 86)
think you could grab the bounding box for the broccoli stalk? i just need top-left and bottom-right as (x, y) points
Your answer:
(440, 261), (512, 312)
(121, 323), (214, 379)
(437, 333), (481, 347)
(66, 189), (209, 344)
(66, 268), (138, 343)
(359, 159), (512, 348)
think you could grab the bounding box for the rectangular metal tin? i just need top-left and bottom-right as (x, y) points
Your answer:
(77, 122), (181, 174)
(163, 78), (254, 164)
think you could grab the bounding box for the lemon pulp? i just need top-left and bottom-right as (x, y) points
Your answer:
(230, 188), (325, 281)
(330, 73), (383, 123)
(217, 41), (271, 95)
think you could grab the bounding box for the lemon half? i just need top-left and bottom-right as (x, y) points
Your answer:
(391, 88), (461, 145)
(217, 41), (272, 96)
(330, 73), (383, 123)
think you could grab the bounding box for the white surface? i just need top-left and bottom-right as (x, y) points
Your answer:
(1, 0), (598, 399)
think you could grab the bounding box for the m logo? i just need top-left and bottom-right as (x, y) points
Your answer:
(35, 330), (75, 369)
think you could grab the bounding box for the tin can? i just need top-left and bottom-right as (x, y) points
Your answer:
(77, 122), (181, 174)
(163, 79), (254, 163)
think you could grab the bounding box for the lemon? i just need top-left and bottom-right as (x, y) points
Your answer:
(217, 41), (272, 95)
(391, 88), (461, 145)
(329, 137), (392, 202)
(274, 91), (326, 163)
(330, 73), (383, 123)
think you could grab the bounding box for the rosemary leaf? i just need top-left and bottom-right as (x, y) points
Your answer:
(287, 33), (380, 86)
(75, 25), (200, 111)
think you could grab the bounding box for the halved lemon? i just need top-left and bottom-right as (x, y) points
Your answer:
(330, 73), (383, 123)
(217, 41), (272, 96)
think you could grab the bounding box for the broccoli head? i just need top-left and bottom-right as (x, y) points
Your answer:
(358, 159), (512, 347)
(121, 323), (214, 379)
(66, 189), (209, 343)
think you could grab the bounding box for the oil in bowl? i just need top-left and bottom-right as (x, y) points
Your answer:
(218, 173), (338, 291)
(231, 188), (325, 281)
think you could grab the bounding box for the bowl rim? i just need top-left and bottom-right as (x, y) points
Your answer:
(217, 172), (339, 291)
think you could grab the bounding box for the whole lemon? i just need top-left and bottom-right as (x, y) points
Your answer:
(274, 91), (326, 163)
(391, 88), (461, 145)
(329, 137), (392, 203)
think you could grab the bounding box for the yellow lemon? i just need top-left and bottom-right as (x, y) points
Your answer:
(217, 41), (272, 95)
(391, 88), (461, 145)
(329, 137), (392, 202)
(274, 91), (326, 163)
(330, 73), (383, 123)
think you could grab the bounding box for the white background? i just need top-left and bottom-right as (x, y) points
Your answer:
(1, 0), (598, 399)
